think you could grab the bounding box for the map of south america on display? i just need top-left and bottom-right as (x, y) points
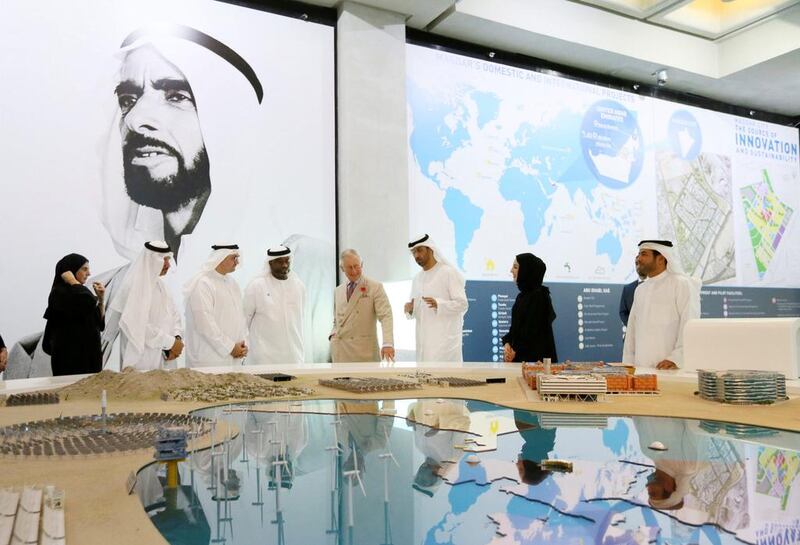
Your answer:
(406, 45), (656, 284)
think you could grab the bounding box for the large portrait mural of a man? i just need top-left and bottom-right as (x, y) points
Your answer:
(0, 1), (336, 377)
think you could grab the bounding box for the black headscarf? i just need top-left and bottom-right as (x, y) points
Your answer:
(50, 253), (88, 287)
(515, 253), (546, 292)
(502, 252), (558, 362)
(44, 253), (89, 315)
(42, 254), (90, 354)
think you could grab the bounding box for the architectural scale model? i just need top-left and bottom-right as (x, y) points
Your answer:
(536, 374), (608, 402)
(698, 369), (787, 404)
(0, 413), (210, 458)
(397, 372), (488, 387)
(2, 392), (60, 407)
(522, 362), (658, 396)
(161, 382), (314, 402)
(153, 428), (188, 461)
(0, 485), (64, 545)
(318, 377), (421, 393)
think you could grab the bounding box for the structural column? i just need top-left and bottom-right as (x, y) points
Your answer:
(337, 1), (410, 282)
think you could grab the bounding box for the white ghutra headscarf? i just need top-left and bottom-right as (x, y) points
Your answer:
(638, 239), (702, 291)
(109, 241), (173, 354)
(408, 233), (465, 285)
(183, 244), (241, 299)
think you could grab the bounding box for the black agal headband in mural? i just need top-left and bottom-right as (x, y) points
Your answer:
(121, 23), (264, 104)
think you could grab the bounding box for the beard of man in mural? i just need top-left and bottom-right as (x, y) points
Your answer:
(3, 24), (335, 378)
(116, 45), (211, 258)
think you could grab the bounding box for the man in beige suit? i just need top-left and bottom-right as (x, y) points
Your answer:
(330, 249), (394, 363)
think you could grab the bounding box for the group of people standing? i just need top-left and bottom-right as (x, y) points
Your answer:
(20, 234), (698, 377)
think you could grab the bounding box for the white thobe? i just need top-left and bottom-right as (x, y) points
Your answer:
(622, 270), (700, 368)
(407, 263), (468, 362)
(243, 273), (305, 365)
(185, 272), (247, 367)
(120, 280), (182, 371)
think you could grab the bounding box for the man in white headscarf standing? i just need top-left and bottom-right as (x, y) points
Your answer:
(622, 240), (701, 369)
(244, 245), (305, 365)
(184, 244), (248, 367)
(109, 241), (183, 370)
(405, 234), (469, 362)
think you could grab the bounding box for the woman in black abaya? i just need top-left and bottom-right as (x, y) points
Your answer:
(502, 253), (557, 363)
(43, 254), (105, 376)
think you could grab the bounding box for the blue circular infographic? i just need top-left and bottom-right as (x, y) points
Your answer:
(668, 110), (702, 161)
(580, 99), (644, 188)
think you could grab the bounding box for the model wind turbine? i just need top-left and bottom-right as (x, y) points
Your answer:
(325, 410), (345, 537)
(239, 410), (250, 465)
(251, 425), (265, 525)
(378, 426), (398, 545)
(342, 437), (366, 532)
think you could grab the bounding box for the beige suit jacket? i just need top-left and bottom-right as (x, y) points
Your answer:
(330, 276), (393, 363)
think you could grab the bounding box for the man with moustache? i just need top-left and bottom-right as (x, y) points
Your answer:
(405, 234), (468, 362)
(184, 244), (248, 367)
(5, 25), (333, 376)
(622, 240), (701, 369)
(244, 246), (306, 365)
(329, 249), (394, 363)
(108, 241), (183, 371)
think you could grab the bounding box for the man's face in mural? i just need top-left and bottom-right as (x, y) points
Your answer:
(116, 45), (210, 213)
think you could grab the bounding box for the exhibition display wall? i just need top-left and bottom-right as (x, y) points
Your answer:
(406, 44), (800, 362)
(0, 0), (336, 372)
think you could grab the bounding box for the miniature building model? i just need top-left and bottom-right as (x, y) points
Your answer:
(536, 374), (607, 402)
(698, 369), (787, 404)
(154, 427), (188, 461)
(522, 362), (658, 395)
(318, 377), (421, 393)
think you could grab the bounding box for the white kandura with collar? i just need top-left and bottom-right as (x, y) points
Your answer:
(244, 268), (305, 365)
(184, 247), (247, 367)
(622, 242), (701, 368)
(109, 241), (182, 370)
(407, 235), (468, 363)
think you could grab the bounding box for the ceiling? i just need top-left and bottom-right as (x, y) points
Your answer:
(299, 0), (800, 119)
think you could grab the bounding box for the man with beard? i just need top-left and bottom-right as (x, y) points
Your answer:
(622, 240), (701, 369)
(115, 44), (211, 258)
(185, 244), (248, 367)
(244, 246), (306, 365)
(108, 241), (183, 371)
(5, 25), (334, 377)
(405, 234), (468, 362)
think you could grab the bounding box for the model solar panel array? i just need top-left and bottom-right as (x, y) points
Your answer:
(0, 413), (210, 457)
(3, 392), (60, 407)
